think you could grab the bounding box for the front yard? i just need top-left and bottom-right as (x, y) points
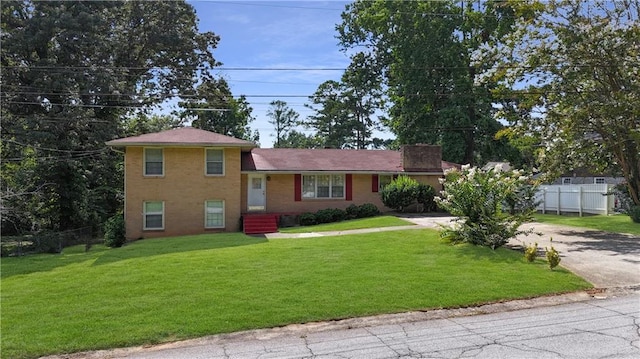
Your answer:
(2, 229), (590, 359)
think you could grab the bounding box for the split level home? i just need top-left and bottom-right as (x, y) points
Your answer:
(106, 127), (459, 239)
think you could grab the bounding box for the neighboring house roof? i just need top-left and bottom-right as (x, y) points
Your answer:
(482, 162), (512, 172)
(105, 127), (256, 149)
(242, 148), (459, 173)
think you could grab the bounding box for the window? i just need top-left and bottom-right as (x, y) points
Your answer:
(302, 174), (344, 199)
(379, 175), (393, 191)
(594, 177), (606, 184)
(205, 149), (224, 175)
(144, 148), (163, 176)
(205, 200), (224, 228)
(143, 201), (164, 230)
(562, 177), (572, 185)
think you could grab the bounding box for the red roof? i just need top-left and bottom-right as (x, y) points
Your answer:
(242, 148), (459, 173)
(105, 127), (256, 148)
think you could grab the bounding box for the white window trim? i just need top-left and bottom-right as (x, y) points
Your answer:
(594, 177), (606, 184)
(204, 200), (225, 228)
(143, 147), (164, 177)
(143, 201), (164, 230)
(204, 148), (225, 176)
(302, 174), (345, 199)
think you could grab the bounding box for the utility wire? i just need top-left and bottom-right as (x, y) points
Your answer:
(3, 64), (638, 71)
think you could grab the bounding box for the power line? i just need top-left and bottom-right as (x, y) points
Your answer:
(3, 88), (636, 108)
(4, 139), (107, 154)
(3, 63), (638, 71)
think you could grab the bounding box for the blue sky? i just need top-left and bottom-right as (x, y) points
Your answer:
(188, 0), (356, 147)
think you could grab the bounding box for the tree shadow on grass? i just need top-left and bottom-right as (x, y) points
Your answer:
(1, 234), (267, 279)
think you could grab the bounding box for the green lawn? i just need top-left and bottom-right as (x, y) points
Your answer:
(534, 213), (640, 235)
(279, 215), (413, 233)
(2, 230), (590, 359)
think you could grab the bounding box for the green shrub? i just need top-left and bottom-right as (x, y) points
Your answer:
(629, 205), (640, 223)
(416, 183), (436, 212)
(331, 208), (347, 221)
(436, 166), (537, 250)
(524, 242), (538, 263)
(545, 238), (561, 270)
(381, 175), (420, 212)
(34, 231), (62, 254)
(357, 203), (380, 218)
(299, 213), (317, 226)
(104, 213), (126, 248)
(315, 208), (345, 224)
(345, 204), (359, 219)
(346, 203), (379, 219)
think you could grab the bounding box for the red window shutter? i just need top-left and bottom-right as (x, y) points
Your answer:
(372, 174), (379, 193)
(346, 174), (353, 201)
(294, 174), (302, 201)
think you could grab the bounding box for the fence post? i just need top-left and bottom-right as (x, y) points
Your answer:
(578, 186), (583, 217)
(604, 184), (610, 215)
(557, 186), (561, 215)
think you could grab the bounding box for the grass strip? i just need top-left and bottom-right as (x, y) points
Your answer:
(533, 213), (639, 235)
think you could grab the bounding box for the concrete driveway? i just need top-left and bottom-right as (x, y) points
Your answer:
(514, 222), (640, 288)
(400, 214), (640, 289)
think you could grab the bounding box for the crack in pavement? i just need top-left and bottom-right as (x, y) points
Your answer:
(363, 327), (406, 358)
(300, 334), (316, 358)
(584, 298), (640, 351)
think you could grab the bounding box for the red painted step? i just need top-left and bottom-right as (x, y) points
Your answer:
(243, 214), (278, 234)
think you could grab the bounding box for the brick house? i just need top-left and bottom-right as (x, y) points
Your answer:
(106, 127), (458, 239)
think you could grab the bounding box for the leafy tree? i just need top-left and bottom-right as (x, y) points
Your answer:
(123, 113), (183, 137)
(436, 166), (537, 250)
(340, 52), (385, 149)
(1, 0), (219, 233)
(179, 78), (259, 143)
(337, 0), (534, 164)
(304, 80), (358, 149)
(277, 130), (321, 149)
(303, 56), (385, 150)
(267, 100), (299, 147)
(475, 0), (640, 206)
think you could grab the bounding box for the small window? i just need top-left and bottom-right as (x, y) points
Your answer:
(379, 175), (393, 191)
(143, 201), (164, 230)
(562, 177), (572, 185)
(302, 174), (345, 199)
(205, 200), (224, 228)
(144, 148), (163, 176)
(594, 178), (605, 184)
(205, 149), (224, 175)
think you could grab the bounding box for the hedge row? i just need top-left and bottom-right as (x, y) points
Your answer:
(299, 203), (380, 226)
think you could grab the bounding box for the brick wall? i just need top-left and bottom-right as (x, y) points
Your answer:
(241, 173), (442, 214)
(124, 146), (243, 239)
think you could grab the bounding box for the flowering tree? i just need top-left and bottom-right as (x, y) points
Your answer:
(436, 165), (538, 249)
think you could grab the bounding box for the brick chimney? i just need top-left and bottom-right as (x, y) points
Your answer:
(401, 145), (442, 172)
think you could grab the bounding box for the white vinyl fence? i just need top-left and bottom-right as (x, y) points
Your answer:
(535, 184), (615, 216)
